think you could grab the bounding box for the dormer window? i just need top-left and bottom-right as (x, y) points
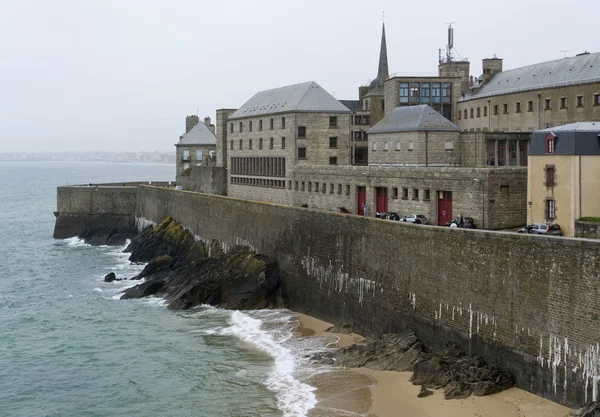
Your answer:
(546, 133), (556, 154)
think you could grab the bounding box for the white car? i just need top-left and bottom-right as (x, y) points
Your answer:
(175, 185), (184, 190)
(400, 214), (428, 224)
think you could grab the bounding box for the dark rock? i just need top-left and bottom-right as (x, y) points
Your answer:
(573, 402), (600, 417)
(326, 322), (354, 334)
(104, 272), (117, 282)
(314, 330), (425, 371)
(410, 344), (514, 399)
(119, 218), (282, 310)
(79, 227), (138, 246)
(417, 386), (433, 398)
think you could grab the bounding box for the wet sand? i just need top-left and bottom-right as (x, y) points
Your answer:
(295, 313), (572, 417)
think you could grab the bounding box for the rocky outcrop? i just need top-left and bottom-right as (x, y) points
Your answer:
(574, 402), (600, 417)
(104, 272), (119, 282)
(78, 227), (137, 246)
(119, 217), (283, 311)
(314, 330), (514, 399)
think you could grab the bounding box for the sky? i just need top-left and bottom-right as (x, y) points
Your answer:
(0, 0), (597, 153)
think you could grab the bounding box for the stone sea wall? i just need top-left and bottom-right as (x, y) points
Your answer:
(134, 185), (600, 408)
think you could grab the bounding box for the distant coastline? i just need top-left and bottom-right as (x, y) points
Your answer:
(0, 151), (175, 164)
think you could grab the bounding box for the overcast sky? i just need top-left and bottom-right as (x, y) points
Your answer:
(0, 0), (596, 152)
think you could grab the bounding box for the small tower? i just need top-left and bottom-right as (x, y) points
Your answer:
(185, 115), (200, 133)
(482, 56), (503, 85)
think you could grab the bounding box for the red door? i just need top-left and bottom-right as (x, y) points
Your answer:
(437, 191), (453, 226)
(357, 186), (366, 216)
(376, 187), (388, 214)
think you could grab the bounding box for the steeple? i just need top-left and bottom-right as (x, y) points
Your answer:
(377, 23), (389, 80)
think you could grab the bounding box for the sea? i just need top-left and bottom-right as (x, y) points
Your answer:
(0, 162), (335, 417)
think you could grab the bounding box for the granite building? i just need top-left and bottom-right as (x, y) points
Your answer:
(175, 116), (217, 182)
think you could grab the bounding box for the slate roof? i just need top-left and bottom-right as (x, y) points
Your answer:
(368, 105), (459, 133)
(461, 52), (600, 101)
(228, 81), (350, 119)
(176, 121), (217, 146)
(537, 121), (600, 132)
(530, 122), (600, 155)
(339, 100), (362, 111)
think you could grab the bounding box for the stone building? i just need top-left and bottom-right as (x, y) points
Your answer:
(457, 52), (600, 133)
(175, 116), (217, 181)
(340, 100), (370, 165)
(527, 122), (600, 236)
(223, 81), (351, 203)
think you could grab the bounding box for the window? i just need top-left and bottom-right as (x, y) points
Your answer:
(239, 122), (243, 132)
(595, 94), (600, 106)
(423, 189), (430, 200)
(329, 116), (338, 128)
(182, 149), (190, 160)
(346, 185), (350, 195)
(322, 183), (326, 193)
(308, 182), (312, 192)
(249, 121), (253, 131)
(383, 142), (388, 151)
(577, 96), (585, 107)
(295, 181), (299, 191)
(515, 102), (521, 113)
(432, 83), (441, 103)
(442, 83), (452, 103)
(230, 140), (233, 150)
(298, 147), (306, 159)
(239, 139), (242, 150)
(259, 120), (263, 131)
(483, 106), (487, 116)
(281, 137), (286, 149)
(183, 162), (190, 170)
(412, 189), (419, 200)
(281, 117), (286, 129)
(259, 138), (263, 150)
(546, 166), (555, 186)
(338, 184), (342, 194)
(249, 139), (253, 150)
(470, 108), (474, 118)
(421, 83), (430, 103)
(408, 141), (414, 151)
(402, 188), (408, 199)
(503, 104), (508, 114)
(230, 123), (233, 133)
(559, 97), (567, 109)
(270, 119), (274, 130)
(477, 107), (481, 117)
(329, 184), (334, 193)
(464, 109), (468, 119)
(546, 133), (555, 154)
(410, 83), (420, 103)
(493, 105), (498, 115)
(399, 83), (409, 103)
(528, 101), (534, 112)
(458, 111), (462, 120)
(396, 141), (400, 151)
(372, 142), (377, 151)
(545, 99), (551, 110)
(392, 187), (398, 199)
(301, 181), (305, 191)
(269, 138), (274, 149)
(297, 126), (306, 138)
(329, 137), (338, 148)
(546, 199), (556, 220)
(445, 141), (454, 150)
(329, 157), (338, 165)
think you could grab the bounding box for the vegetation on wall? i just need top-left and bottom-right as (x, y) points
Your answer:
(578, 217), (600, 223)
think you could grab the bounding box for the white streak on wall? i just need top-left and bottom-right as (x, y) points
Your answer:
(135, 217), (155, 231)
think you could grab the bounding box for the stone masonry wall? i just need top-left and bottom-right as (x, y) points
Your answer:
(369, 131), (461, 166)
(575, 221), (600, 239)
(135, 185), (600, 408)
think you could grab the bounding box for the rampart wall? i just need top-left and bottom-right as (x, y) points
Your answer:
(135, 185), (600, 408)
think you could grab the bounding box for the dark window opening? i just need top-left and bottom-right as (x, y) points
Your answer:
(329, 137), (338, 148)
(298, 147), (306, 159)
(329, 116), (338, 128)
(329, 157), (338, 165)
(298, 126), (306, 138)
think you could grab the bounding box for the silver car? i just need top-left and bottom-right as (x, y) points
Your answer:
(518, 223), (562, 236)
(401, 214), (429, 225)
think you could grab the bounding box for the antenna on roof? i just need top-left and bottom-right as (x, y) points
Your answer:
(560, 50), (571, 58)
(444, 22), (456, 62)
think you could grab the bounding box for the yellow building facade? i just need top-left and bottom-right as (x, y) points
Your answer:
(527, 122), (600, 236)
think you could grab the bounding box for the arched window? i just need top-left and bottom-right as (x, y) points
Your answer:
(546, 133), (555, 154)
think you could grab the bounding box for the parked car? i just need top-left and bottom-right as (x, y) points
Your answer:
(445, 217), (477, 229)
(331, 207), (351, 214)
(518, 223), (562, 236)
(175, 185), (184, 190)
(376, 211), (401, 221)
(400, 214), (429, 224)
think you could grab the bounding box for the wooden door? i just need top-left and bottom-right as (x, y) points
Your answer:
(357, 186), (366, 216)
(376, 187), (388, 213)
(437, 191), (453, 226)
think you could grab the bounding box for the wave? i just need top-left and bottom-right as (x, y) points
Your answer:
(62, 237), (90, 248)
(221, 310), (317, 417)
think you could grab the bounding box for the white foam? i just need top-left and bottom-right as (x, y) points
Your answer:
(221, 310), (317, 417)
(93, 287), (103, 293)
(63, 237), (90, 247)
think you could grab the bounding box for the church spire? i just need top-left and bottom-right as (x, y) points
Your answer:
(377, 23), (389, 80)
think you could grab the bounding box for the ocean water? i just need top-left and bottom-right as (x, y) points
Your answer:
(0, 162), (330, 417)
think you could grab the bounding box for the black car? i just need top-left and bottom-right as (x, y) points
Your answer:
(376, 211), (400, 221)
(445, 217), (477, 229)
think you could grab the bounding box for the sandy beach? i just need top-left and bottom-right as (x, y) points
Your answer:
(295, 313), (572, 417)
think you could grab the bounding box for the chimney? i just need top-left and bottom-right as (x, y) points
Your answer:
(204, 116), (211, 127)
(482, 57), (503, 85)
(185, 115), (200, 133)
